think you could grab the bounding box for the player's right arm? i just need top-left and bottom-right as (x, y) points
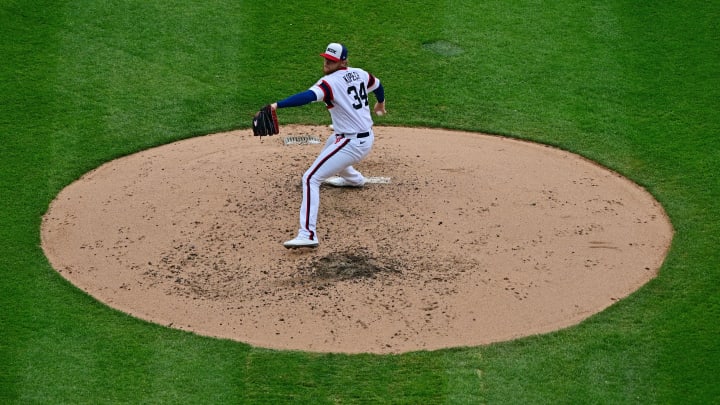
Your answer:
(368, 75), (385, 115)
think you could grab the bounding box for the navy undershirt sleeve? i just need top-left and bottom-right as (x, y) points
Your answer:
(373, 83), (385, 103)
(277, 90), (316, 108)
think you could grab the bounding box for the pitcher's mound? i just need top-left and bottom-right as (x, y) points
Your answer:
(41, 126), (672, 354)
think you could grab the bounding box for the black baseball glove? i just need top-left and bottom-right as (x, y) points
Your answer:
(252, 105), (279, 136)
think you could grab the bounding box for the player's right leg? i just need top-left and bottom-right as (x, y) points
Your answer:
(324, 165), (366, 187)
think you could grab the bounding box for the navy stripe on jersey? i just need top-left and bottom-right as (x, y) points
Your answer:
(318, 80), (334, 108)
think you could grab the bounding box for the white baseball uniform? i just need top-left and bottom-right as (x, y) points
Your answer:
(295, 67), (382, 241)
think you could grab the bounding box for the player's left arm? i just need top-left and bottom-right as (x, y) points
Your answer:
(271, 90), (319, 110)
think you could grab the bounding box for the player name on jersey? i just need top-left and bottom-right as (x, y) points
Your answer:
(343, 71), (361, 84)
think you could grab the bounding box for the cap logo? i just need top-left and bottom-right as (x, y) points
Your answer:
(321, 43), (347, 61)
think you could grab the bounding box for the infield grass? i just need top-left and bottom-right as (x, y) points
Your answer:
(2, 0), (719, 403)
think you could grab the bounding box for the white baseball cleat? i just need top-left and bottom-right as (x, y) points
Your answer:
(323, 176), (365, 188)
(283, 236), (319, 249)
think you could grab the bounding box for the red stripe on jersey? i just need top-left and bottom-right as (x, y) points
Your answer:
(368, 74), (376, 89)
(319, 80), (334, 108)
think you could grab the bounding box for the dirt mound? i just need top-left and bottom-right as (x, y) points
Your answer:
(41, 126), (673, 354)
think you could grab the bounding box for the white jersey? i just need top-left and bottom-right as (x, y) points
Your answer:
(309, 67), (380, 134)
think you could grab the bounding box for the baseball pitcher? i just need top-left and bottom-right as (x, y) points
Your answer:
(254, 42), (386, 248)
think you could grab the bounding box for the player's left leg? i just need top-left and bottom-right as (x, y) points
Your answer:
(295, 138), (359, 241)
(285, 134), (374, 248)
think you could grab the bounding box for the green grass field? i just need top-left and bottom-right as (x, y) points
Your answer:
(2, 1), (718, 403)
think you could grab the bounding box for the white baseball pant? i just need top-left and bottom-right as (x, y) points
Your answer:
(296, 131), (374, 241)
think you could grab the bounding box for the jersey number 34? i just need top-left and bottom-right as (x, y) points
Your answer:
(347, 83), (368, 110)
